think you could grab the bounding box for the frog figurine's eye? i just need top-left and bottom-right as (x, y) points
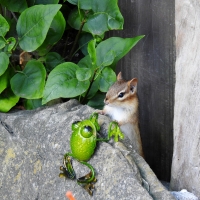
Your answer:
(72, 121), (81, 130)
(81, 125), (94, 138)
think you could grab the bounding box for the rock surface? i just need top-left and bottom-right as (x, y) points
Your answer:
(0, 100), (174, 200)
(170, 0), (200, 198)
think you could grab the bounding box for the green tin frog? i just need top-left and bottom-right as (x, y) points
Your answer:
(59, 113), (124, 195)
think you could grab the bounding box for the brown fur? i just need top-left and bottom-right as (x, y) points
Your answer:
(100, 72), (144, 157)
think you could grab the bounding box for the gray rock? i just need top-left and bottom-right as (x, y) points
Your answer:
(171, 190), (199, 200)
(0, 100), (174, 200)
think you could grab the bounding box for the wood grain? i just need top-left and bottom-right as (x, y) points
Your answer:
(107, 0), (175, 181)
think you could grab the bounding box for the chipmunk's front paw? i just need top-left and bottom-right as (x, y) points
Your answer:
(95, 110), (104, 115)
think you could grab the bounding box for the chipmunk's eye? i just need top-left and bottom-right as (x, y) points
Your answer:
(118, 92), (124, 98)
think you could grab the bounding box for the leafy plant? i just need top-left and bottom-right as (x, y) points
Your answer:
(0, 0), (144, 112)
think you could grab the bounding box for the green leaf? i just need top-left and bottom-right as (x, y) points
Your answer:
(45, 52), (64, 72)
(76, 68), (91, 81)
(68, 0), (123, 36)
(67, 9), (87, 31)
(85, 75), (100, 99)
(87, 13), (108, 35)
(6, 37), (16, 52)
(0, 37), (6, 49)
(0, 87), (20, 112)
(10, 60), (46, 99)
(0, 67), (11, 93)
(67, 0), (78, 5)
(17, 4), (62, 52)
(78, 32), (93, 55)
(67, 0), (91, 9)
(36, 11), (66, 56)
(0, 52), (9, 76)
(87, 92), (105, 109)
(78, 55), (94, 70)
(42, 62), (90, 104)
(88, 39), (96, 67)
(101, 50), (115, 68)
(34, 0), (59, 4)
(78, 36), (144, 70)
(0, 0), (27, 12)
(96, 36), (145, 68)
(99, 67), (116, 92)
(0, 14), (10, 37)
(24, 99), (42, 110)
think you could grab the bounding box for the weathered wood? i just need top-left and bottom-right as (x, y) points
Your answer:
(170, 0), (200, 198)
(107, 0), (175, 181)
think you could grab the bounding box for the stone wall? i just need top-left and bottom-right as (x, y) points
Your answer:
(0, 100), (174, 200)
(170, 0), (200, 198)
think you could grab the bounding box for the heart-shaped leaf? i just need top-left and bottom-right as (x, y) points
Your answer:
(0, 52), (9, 76)
(36, 11), (66, 56)
(96, 36), (145, 68)
(10, 60), (46, 99)
(0, 87), (20, 112)
(99, 67), (116, 92)
(0, 67), (12, 93)
(78, 55), (93, 69)
(42, 62), (90, 104)
(68, 0), (123, 36)
(0, 15), (9, 37)
(45, 52), (64, 72)
(76, 68), (91, 81)
(101, 50), (115, 68)
(17, 4), (61, 51)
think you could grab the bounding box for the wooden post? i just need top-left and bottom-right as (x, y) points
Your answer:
(107, 0), (175, 181)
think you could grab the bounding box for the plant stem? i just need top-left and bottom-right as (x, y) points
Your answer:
(68, 20), (86, 61)
(80, 69), (97, 104)
(11, 11), (18, 22)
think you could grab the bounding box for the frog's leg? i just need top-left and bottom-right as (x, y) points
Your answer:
(77, 161), (96, 196)
(96, 121), (124, 142)
(59, 154), (96, 196)
(59, 153), (76, 180)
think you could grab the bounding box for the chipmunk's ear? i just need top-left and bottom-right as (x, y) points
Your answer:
(128, 78), (138, 92)
(117, 72), (123, 81)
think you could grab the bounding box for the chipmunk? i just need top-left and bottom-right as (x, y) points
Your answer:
(99, 72), (144, 157)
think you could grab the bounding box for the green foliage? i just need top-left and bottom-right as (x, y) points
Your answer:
(42, 62), (90, 104)
(10, 60), (46, 99)
(0, 52), (9, 75)
(16, 4), (62, 51)
(0, 0), (144, 112)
